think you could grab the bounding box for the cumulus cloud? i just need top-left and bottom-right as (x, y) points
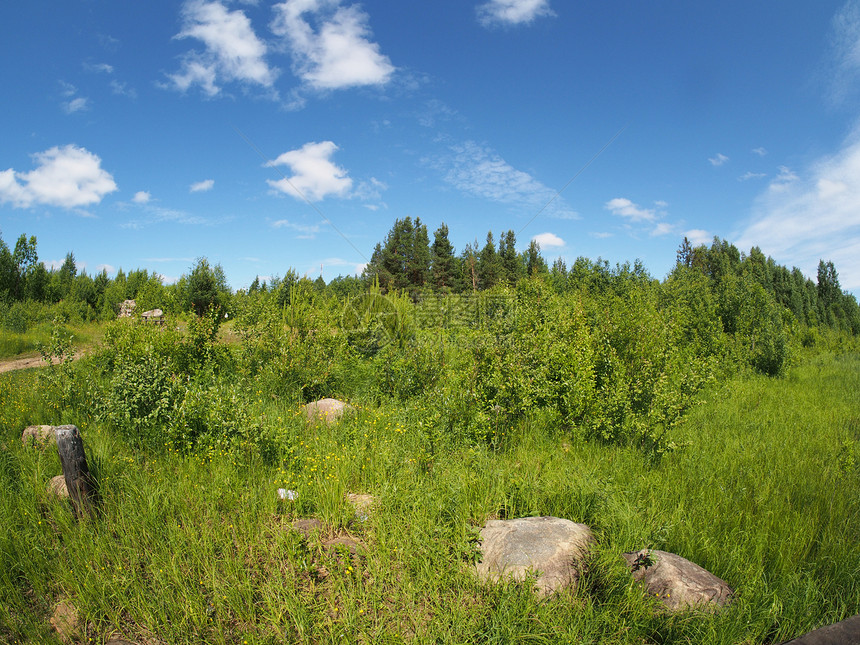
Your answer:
(735, 131), (860, 291)
(190, 179), (215, 192)
(739, 171), (767, 181)
(132, 191), (151, 204)
(432, 140), (578, 219)
(532, 232), (564, 248)
(684, 229), (712, 246)
(0, 145), (117, 209)
(169, 0), (278, 96)
(605, 197), (657, 222)
(477, 0), (554, 27)
(708, 153), (729, 166)
(271, 0), (394, 90)
(752, 147), (768, 157)
(266, 141), (352, 201)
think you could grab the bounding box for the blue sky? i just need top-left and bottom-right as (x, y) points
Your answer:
(3, 0), (860, 292)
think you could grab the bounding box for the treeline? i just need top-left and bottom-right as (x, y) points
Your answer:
(0, 231), (231, 331)
(360, 217), (859, 335)
(2, 218), (859, 340)
(364, 217), (550, 293)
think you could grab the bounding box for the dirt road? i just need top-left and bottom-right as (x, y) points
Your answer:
(0, 353), (84, 374)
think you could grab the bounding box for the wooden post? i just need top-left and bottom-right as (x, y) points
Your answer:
(55, 425), (98, 519)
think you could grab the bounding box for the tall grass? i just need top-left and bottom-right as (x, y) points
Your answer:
(1, 352), (859, 643)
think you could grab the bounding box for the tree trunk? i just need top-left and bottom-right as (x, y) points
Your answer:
(55, 425), (98, 519)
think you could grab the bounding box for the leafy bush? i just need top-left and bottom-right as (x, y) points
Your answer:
(107, 352), (179, 449)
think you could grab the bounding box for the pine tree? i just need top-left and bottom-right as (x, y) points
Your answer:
(477, 231), (501, 290)
(499, 230), (521, 285)
(430, 223), (458, 292)
(525, 239), (548, 276)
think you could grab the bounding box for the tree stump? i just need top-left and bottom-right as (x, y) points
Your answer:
(54, 425), (99, 519)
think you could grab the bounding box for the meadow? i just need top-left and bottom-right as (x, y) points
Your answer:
(1, 269), (859, 644)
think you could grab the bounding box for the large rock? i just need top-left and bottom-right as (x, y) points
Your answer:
(302, 398), (354, 425)
(622, 549), (732, 612)
(22, 425), (55, 445)
(475, 516), (594, 596)
(778, 614), (860, 644)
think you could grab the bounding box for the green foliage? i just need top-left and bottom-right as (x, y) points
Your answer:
(107, 352), (179, 449)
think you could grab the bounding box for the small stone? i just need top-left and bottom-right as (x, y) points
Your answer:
(48, 475), (69, 498)
(50, 599), (78, 643)
(323, 536), (363, 554)
(302, 398), (354, 425)
(346, 493), (376, 520)
(622, 549), (733, 612)
(22, 425), (55, 445)
(291, 518), (324, 537)
(475, 516), (594, 596)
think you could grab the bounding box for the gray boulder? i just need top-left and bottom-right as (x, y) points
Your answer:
(778, 614), (860, 644)
(476, 516), (594, 596)
(622, 549), (732, 612)
(303, 398), (354, 425)
(22, 425), (55, 445)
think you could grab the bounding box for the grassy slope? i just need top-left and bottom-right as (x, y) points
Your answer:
(0, 353), (859, 644)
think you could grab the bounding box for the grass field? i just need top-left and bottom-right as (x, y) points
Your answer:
(1, 351), (859, 644)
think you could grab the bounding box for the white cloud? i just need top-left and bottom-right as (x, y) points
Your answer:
(651, 222), (674, 237)
(0, 145), (117, 209)
(532, 232), (565, 248)
(190, 179), (215, 192)
(96, 264), (116, 274)
(828, 1), (860, 104)
(735, 131), (860, 291)
(84, 62), (114, 74)
(769, 165), (799, 192)
(110, 80), (138, 98)
(63, 97), (90, 114)
(752, 147), (768, 157)
(477, 0), (554, 27)
(684, 229), (712, 246)
(271, 0), (394, 90)
(739, 171), (767, 181)
(708, 153), (729, 166)
(123, 204), (208, 229)
(170, 0), (278, 96)
(132, 191), (151, 204)
(590, 231), (613, 239)
(272, 218), (322, 238)
(58, 82), (90, 113)
(605, 197), (657, 222)
(266, 140), (352, 201)
(433, 140), (578, 219)
(355, 262), (368, 275)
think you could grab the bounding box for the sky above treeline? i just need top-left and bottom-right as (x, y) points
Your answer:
(2, 0), (860, 293)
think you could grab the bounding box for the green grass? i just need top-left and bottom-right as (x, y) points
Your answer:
(0, 321), (102, 361)
(1, 353), (859, 643)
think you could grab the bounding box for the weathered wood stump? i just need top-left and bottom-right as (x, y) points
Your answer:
(54, 425), (99, 519)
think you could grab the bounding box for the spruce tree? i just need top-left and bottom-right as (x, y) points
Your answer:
(430, 223), (457, 292)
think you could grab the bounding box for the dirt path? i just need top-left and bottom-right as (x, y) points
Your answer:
(0, 352), (85, 374)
